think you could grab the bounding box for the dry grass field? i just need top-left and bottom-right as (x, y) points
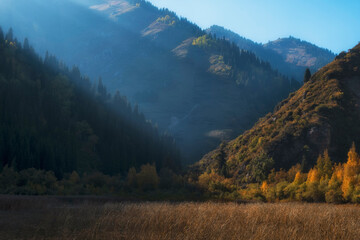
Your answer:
(1, 196), (360, 240)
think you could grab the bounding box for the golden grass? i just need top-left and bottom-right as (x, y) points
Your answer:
(1, 196), (360, 240)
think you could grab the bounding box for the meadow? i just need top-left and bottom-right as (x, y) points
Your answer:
(1, 196), (360, 240)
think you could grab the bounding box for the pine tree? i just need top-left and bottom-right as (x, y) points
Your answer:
(316, 149), (332, 179)
(5, 28), (13, 42)
(322, 150), (333, 179)
(215, 142), (227, 176)
(23, 38), (30, 50)
(97, 77), (107, 100)
(316, 154), (324, 176)
(0, 27), (4, 43)
(300, 155), (307, 172)
(303, 68), (311, 83)
(0, 30), (182, 176)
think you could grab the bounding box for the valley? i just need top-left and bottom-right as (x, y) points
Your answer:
(0, 0), (303, 163)
(0, 0), (360, 238)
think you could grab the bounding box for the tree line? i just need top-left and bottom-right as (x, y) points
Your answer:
(196, 143), (360, 203)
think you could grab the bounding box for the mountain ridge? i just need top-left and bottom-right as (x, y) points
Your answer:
(194, 43), (360, 182)
(207, 25), (336, 82)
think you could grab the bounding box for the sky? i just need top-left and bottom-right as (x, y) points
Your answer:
(148, 0), (360, 53)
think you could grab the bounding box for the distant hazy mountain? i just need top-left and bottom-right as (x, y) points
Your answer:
(207, 25), (336, 81)
(0, 0), (299, 163)
(194, 43), (360, 182)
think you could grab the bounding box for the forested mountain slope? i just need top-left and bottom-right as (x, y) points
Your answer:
(207, 25), (335, 82)
(0, 28), (180, 176)
(195, 43), (360, 182)
(0, 0), (299, 163)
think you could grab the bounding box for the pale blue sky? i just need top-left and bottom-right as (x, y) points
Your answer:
(148, 0), (360, 53)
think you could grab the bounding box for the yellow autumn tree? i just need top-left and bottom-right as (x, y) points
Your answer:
(282, 171), (304, 201)
(198, 170), (234, 193)
(328, 163), (343, 188)
(341, 143), (360, 200)
(261, 181), (269, 193)
(303, 168), (324, 201)
(293, 171), (303, 185)
(307, 168), (320, 183)
(136, 164), (159, 191)
(198, 170), (223, 191)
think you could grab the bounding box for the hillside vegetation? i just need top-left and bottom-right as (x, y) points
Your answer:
(195, 43), (360, 183)
(0, 27), (180, 177)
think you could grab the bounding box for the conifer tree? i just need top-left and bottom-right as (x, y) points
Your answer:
(322, 150), (333, 179)
(316, 154), (324, 176)
(0, 27), (4, 43)
(97, 77), (107, 100)
(215, 142), (227, 176)
(23, 38), (30, 50)
(0, 30), (182, 176)
(5, 28), (13, 42)
(303, 68), (311, 83)
(316, 149), (332, 179)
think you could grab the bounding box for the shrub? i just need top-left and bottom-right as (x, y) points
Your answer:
(136, 164), (159, 191)
(325, 189), (343, 204)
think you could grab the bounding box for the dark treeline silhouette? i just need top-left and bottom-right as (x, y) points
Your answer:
(0, 27), (181, 177)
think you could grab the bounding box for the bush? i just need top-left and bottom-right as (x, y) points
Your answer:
(303, 183), (324, 202)
(325, 189), (343, 204)
(136, 164), (159, 191)
(127, 167), (137, 188)
(159, 168), (183, 189)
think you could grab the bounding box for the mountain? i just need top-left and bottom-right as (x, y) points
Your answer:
(207, 25), (336, 82)
(194, 43), (360, 182)
(0, 28), (180, 176)
(0, 0), (299, 163)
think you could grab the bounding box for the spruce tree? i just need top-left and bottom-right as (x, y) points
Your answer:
(0, 27), (4, 43)
(23, 38), (30, 50)
(304, 68), (311, 83)
(5, 28), (13, 42)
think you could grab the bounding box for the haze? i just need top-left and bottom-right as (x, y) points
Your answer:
(149, 0), (360, 53)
